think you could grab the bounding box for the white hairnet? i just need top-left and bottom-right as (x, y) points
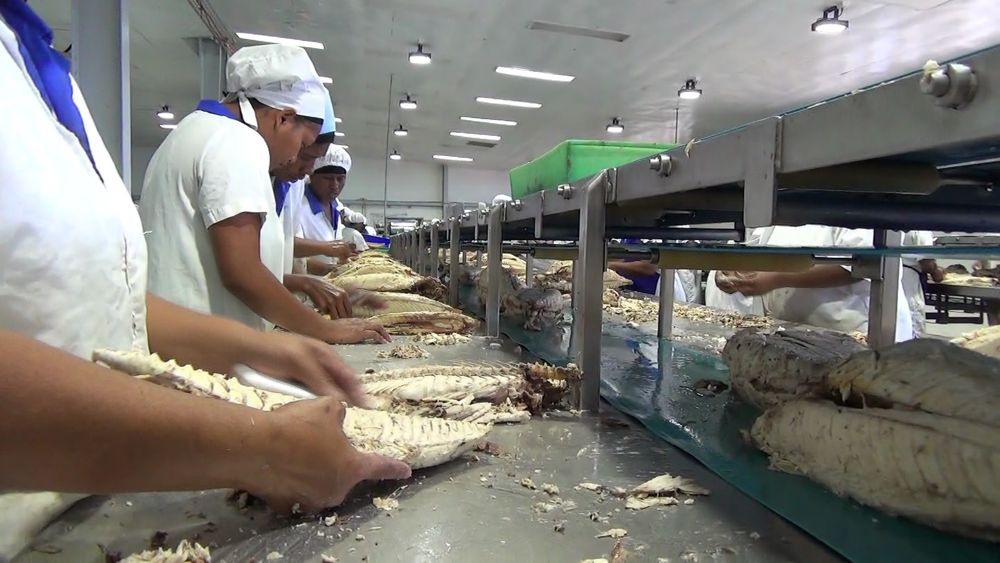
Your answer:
(313, 145), (352, 173)
(226, 44), (326, 121)
(492, 194), (513, 205)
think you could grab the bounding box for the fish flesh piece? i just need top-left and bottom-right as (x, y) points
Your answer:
(503, 287), (566, 331)
(376, 344), (428, 359)
(366, 311), (479, 335)
(752, 400), (1000, 542)
(334, 272), (447, 301)
(413, 333), (471, 346)
(534, 261), (631, 292)
(92, 350), (490, 469)
(360, 362), (579, 423)
(121, 539), (211, 563)
(352, 291), (461, 318)
(722, 328), (864, 409)
(951, 325), (1000, 359)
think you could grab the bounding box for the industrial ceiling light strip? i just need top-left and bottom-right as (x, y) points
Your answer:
(495, 66), (574, 82)
(319, 76), (333, 84)
(160, 123), (177, 130)
(678, 78), (702, 100)
(450, 132), (501, 141)
(461, 116), (517, 126)
(334, 131), (345, 137)
(475, 96), (541, 109)
(235, 32), (324, 50)
(409, 43), (432, 65)
(434, 154), (473, 162)
(812, 5), (848, 34)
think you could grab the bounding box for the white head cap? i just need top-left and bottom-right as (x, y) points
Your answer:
(313, 145), (352, 174)
(492, 194), (513, 205)
(345, 210), (367, 224)
(226, 44), (327, 121)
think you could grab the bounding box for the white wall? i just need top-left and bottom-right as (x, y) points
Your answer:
(130, 144), (159, 200)
(445, 167), (509, 205)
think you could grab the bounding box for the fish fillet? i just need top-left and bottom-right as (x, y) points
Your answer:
(366, 311), (479, 335)
(353, 292), (461, 318)
(92, 350), (490, 469)
(752, 400), (1000, 542)
(951, 325), (1000, 359)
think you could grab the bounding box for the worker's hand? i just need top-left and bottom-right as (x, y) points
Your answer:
(284, 274), (352, 319)
(252, 398), (412, 513)
(348, 288), (387, 315)
(323, 318), (391, 345)
(242, 331), (369, 405)
(325, 241), (359, 262)
(725, 272), (785, 296)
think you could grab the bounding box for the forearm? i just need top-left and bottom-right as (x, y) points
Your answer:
(222, 263), (327, 338)
(773, 265), (857, 289)
(295, 237), (332, 258)
(307, 257), (334, 276)
(146, 294), (263, 375)
(608, 260), (658, 277)
(0, 331), (269, 493)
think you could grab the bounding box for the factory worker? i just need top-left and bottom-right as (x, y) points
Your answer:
(341, 210), (371, 252)
(0, 4), (408, 558)
(706, 271), (756, 313)
(299, 145), (353, 243)
(139, 45), (387, 344)
(901, 231), (943, 336)
(720, 225), (913, 341)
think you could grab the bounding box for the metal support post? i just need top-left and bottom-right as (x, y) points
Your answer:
(576, 173), (608, 413)
(525, 254), (534, 288)
(867, 230), (902, 349)
(485, 204), (504, 337)
(416, 227), (426, 275)
(658, 268), (676, 339)
(72, 0), (130, 194)
(429, 222), (440, 279)
(196, 37), (225, 101)
(449, 208), (461, 307)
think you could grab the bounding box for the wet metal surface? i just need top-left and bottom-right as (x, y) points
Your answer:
(17, 336), (838, 563)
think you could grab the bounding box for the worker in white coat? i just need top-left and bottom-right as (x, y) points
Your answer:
(299, 145), (354, 273)
(705, 229), (767, 315)
(0, 5), (408, 559)
(341, 210), (371, 252)
(139, 44), (387, 344)
(901, 231), (944, 336)
(720, 225), (913, 341)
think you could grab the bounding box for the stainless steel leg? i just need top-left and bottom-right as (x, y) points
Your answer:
(416, 227), (426, 276)
(577, 173), (608, 413)
(485, 205), (503, 337)
(867, 229), (902, 349)
(524, 254), (534, 288)
(658, 268), (675, 339)
(449, 215), (460, 307)
(430, 223), (440, 279)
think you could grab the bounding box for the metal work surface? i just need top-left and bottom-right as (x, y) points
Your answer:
(15, 336), (835, 563)
(927, 281), (1000, 300)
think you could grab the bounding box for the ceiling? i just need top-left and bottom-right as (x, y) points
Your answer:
(28, 0), (1000, 170)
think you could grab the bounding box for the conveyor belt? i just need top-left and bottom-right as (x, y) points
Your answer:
(458, 290), (1000, 563)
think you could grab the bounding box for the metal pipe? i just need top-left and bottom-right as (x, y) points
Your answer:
(541, 226), (743, 242)
(867, 230), (902, 349)
(429, 222), (440, 279)
(658, 269), (675, 339)
(777, 199), (1000, 233)
(417, 227), (427, 276)
(485, 205), (504, 337)
(524, 254), (534, 288)
(577, 172), (608, 413)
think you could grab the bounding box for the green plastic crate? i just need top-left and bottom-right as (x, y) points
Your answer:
(509, 140), (677, 199)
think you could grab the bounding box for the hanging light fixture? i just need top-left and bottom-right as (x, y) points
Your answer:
(408, 43), (432, 65)
(399, 94), (418, 110)
(812, 6), (848, 34)
(389, 150), (403, 161)
(156, 105), (174, 120)
(394, 124), (409, 137)
(606, 117), (624, 134)
(678, 79), (702, 100)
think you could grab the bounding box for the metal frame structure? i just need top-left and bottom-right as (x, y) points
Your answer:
(389, 44), (1000, 413)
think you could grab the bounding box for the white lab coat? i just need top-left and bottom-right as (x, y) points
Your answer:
(0, 19), (147, 358)
(140, 110), (285, 331)
(654, 273), (687, 303)
(901, 231), (934, 336)
(759, 226), (913, 342)
(0, 16), (147, 559)
(298, 188), (345, 242)
(706, 271), (757, 314)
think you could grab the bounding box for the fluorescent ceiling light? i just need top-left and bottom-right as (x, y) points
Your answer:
(461, 116), (517, 127)
(433, 154), (473, 162)
(334, 117), (342, 123)
(159, 123), (177, 130)
(394, 125), (408, 137)
(495, 66), (574, 82)
(335, 144), (348, 149)
(475, 97), (541, 109)
(606, 117), (624, 134)
(319, 76), (333, 84)
(812, 6), (849, 34)
(156, 105), (174, 120)
(334, 131), (345, 137)
(408, 44), (431, 65)
(450, 132), (501, 141)
(389, 150), (402, 161)
(235, 32), (324, 50)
